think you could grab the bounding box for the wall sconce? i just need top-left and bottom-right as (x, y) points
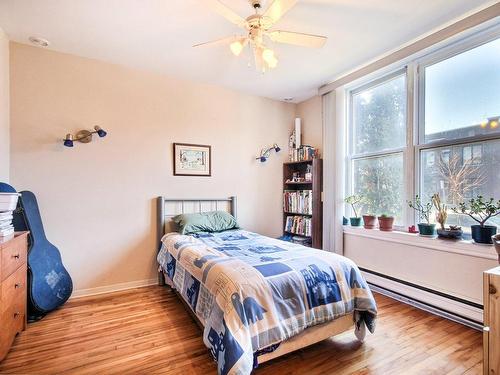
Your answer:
(256, 143), (281, 162)
(63, 126), (107, 147)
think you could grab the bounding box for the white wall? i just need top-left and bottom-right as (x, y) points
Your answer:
(0, 27), (9, 182)
(295, 96), (322, 151)
(10, 42), (296, 293)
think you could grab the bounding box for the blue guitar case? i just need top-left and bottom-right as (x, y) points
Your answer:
(11, 191), (73, 321)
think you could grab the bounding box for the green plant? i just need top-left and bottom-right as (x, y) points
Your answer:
(452, 196), (500, 227)
(432, 193), (447, 230)
(407, 195), (433, 224)
(344, 195), (365, 218)
(379, 214), (391, 218)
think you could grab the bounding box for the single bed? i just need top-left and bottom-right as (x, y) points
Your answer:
(156, 196), (377, 375)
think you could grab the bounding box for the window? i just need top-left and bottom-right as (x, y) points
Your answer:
(346, 28), (500, 231)
(349, 72), (407, 223)
(422, 37), (500, 143)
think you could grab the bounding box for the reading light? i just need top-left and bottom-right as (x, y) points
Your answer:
(230, 41), (244, 56)
(63, 125), (107, 148)
(256, 143), (281, 162)
(63, 134), (74, 147)
(95, 125), (107, 137)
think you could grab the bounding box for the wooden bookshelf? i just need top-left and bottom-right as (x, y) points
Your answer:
(283, 159), (323, 249)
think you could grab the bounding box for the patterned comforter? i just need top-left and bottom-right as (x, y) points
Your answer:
(157, 229), (377, 375)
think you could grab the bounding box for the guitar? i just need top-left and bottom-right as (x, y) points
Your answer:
(12, 191), (73, 321)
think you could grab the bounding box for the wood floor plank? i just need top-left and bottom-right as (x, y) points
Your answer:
(0, 286), (483, 374)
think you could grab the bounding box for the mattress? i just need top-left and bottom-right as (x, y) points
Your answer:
(158, 229), (377, 375)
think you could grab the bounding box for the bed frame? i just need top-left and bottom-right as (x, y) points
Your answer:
(156, 196), (356, 364)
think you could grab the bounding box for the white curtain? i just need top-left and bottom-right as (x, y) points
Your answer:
(322, 90), (345, 254)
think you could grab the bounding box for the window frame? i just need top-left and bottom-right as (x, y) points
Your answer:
(346, 68), (409, 228)
(345, 24), (500, 230)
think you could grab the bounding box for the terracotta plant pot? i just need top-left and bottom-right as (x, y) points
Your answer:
(378, 216), (394, 232)
(471, 225), (497, 244)
(362, 215), (376, 229)
(350, 217), (362, 227)
(418, 223), (436, 237)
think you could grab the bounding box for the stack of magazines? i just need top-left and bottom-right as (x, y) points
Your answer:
(284, 216), (312, 237)
(283, 190), (312, 214)
(0, 193), (20, 238)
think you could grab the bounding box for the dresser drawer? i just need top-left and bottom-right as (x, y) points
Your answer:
(1, 235), (27, 282)
(1, 264), (27, 314)
(0, 286), (25, 360)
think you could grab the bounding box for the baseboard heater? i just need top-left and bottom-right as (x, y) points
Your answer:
(359, 267), (483, 331)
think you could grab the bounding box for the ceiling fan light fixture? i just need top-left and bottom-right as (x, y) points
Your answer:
(267, 56), (278, 69)
(230, 40), (244, 56)
(262, 48), (275, 63)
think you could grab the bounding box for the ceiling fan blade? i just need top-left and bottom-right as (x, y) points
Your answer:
(201, 0), (247, 28)
(262, 0), (298, 26)
(267, 30), (327, 48)
(193, 35), (242, 48)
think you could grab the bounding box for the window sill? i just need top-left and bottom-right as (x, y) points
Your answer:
(343, 226), (498, 261)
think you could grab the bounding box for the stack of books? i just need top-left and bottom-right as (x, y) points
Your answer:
(0, 193), (20, 239)
(289, 145), (318, 162)
(284, 215), (312, 237)
(283, 190), (313, 214)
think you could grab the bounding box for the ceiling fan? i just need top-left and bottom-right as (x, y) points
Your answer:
(194, 0), (327, 72)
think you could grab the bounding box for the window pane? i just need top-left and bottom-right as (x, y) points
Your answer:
(424, 37), (500, 143)
(352, 74), (407, 154)
(420, 139), (500, 231)
(352, 153), (404, 223)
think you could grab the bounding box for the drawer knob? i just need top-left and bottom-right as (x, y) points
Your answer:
(15, 283), (22, 289)
(12, 254), (20, 259)
(13, 312), (20, 318)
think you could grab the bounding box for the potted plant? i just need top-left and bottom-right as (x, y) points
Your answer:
(452, 196), (500, 244)
(344, 195), (364, 227)
(363, 199), (377, 229)
(408, 195), (436, 236)
(378, 214), (394, 232)
(432, 193), (462, 239)
(362, 213), (376, 229)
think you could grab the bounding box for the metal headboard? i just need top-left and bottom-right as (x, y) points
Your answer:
(156, 196), (237, 285)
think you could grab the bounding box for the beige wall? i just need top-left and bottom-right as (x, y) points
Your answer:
(0, 27), (8, 182)
(10, 42), (296, 293)
(296, 96), (322, 152)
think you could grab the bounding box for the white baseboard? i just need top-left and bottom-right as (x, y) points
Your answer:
(362, 271), (483, 324)
(70, 278), (158, 299)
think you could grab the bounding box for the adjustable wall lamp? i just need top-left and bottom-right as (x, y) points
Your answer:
(256, 143), (281, 162)
(63, 126), (107, 147)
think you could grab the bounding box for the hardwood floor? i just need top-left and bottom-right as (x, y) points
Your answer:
(0, 286), (482, 374)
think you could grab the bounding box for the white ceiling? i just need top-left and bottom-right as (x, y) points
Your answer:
(0, 0), (495, 102)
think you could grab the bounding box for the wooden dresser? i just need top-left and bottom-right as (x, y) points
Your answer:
(484, 266), (500, 375)
(0, 232), (28, 362)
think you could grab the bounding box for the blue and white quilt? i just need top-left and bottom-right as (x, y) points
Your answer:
(158, 229), (377, 375)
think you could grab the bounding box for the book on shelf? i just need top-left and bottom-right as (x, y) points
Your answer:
(283, 190), (313, 214)
(284, 215), (312, 237)
(288, 145), (318, 162)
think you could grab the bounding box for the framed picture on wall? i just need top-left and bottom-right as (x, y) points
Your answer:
(173, 143), (211, 176)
